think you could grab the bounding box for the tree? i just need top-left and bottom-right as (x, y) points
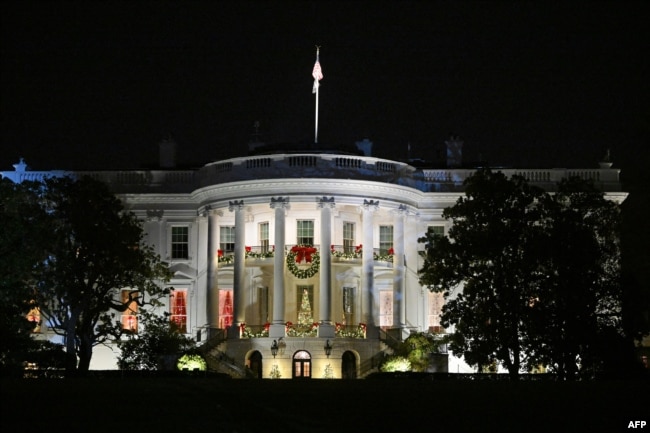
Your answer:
(117, 311), (196, 370)
(35, 176), (172, 375)
(533, 177), (627, 378)
(0, 179), (50, 373)
(419, 170), (632, 379)
(419, 170), (546, 378)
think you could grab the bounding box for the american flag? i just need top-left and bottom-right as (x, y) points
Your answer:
(312, 56), (323, 93)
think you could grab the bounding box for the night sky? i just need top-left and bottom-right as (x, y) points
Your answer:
(2, 1), (648, 187)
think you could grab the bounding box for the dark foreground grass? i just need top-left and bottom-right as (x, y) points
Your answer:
(1, 376), (647, 433)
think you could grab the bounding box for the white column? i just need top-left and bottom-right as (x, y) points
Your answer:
(361, 199), (379, 334)
(393, 205), (407, 329)
(229, 200), (246, 338)
(270, 197), (289, 338)
(318, 197), (335, 337)
(206, 208), (220, 332)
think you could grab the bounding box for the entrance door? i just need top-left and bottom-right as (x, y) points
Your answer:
(292, 350), (311, 378)
(342, 351), (357, 379)
(249, 351), (263, 379)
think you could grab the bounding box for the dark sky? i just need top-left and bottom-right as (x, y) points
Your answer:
(2, 1), (648, 185)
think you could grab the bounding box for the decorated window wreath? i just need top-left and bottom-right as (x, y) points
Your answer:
(287, 245), (320, 279)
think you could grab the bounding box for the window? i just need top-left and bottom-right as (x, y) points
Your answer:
(219, 289), (233, 329)
(343, 222), (355, 253)
(297, 220), (314, 246)
(297, 285), (314, 325)
(26, 305), (41, 333)
(171, 226), (189, 259)
(427, 291), (445, 332)
(121, 290), (138, 332)
(429, 225), (445, 237)
(293, 350), (312, 378)
(170, 290), (187, 333)
(379, 225), (393, 254)
(379, 290), (393, 327)
(259, 222), (269, 253)
(220, 226), (235, 253)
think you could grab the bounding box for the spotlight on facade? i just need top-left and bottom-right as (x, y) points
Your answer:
(271, 339), (279, 358)
(324, 339), (333, 358)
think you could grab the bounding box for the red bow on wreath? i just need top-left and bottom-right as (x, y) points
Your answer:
(291, 245), (317, 263)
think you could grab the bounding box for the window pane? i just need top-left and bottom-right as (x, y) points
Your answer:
(170, 290), (187, 333)
(379, 225), (393, 254)
(343, 222), (355, 253)
(220, 226), (235, 253)
(259, 222), (269, 252)
(297, 220), (314, 246)
(121, 290), (138, 332)
(171, 226), (189, 259)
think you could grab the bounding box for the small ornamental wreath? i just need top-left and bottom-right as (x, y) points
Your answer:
(286, 246), (320, 279)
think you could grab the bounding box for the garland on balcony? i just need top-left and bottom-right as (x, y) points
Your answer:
(286, 245), (319, 279)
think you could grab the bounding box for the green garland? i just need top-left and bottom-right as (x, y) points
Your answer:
(286, 249), (320, 279)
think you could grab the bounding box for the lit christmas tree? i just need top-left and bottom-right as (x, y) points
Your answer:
(297, 288), (313, 325)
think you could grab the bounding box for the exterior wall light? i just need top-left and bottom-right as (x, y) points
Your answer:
(271, 340), (279, 358)
(324, 339), (333, 358)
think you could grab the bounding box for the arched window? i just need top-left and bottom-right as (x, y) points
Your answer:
(292, 350), (311, 379)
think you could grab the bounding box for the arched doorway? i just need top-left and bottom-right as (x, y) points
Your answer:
(248, 351), (263, 379)
(292, 350), (311, 379)
(342, 351), (357, 379)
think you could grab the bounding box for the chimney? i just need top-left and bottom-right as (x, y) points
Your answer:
(159, 137), (177, 168)
(355, 138), (373, 156)
(445, 136), (463, 168)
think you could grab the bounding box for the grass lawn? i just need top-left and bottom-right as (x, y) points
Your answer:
(1, 376), (647, 433)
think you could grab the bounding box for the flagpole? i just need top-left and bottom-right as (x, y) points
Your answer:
(312, 46), (322, 144)
(315, 79), (319, 143)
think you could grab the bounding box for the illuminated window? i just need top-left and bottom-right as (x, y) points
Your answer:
(26, 305), (41, 333)
(343, 222), (355, 253)
(259, 222), (269, 253)
(427, 291), (445, 332)
(218, 289), (233, 329)
(170, 290), (187, 333)
(293, 350), (312, 378)
(379, 225), (393, 254)
(171, 226), (189, 259)
(121, 290), (138, 332)
(220, 226), (235, 253)
(296, 220), (314, 246)
(379, 290), (393, 327)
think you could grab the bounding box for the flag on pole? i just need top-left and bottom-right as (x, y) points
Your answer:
(312, 51), (323, 94)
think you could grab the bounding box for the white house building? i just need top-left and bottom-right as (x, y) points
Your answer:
(2, 138), (626, 378)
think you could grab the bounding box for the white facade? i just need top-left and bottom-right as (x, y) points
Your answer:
(2, 151), (626, 377)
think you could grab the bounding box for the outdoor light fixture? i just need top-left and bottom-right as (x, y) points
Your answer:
(271, 340), (279, 358)
(324, 339), (332, 358)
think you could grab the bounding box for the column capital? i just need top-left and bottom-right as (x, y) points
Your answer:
(146, 209), (164, 221)
(317, 196), (335, 208)
(362, 199), (379, 211)
(393, 203), (418, 217)
(228, 200), (245, 212)
(270, 196), (290, 209)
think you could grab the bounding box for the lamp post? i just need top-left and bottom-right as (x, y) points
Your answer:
(271, 340), (279, 358)
(324, 339), (332, 358)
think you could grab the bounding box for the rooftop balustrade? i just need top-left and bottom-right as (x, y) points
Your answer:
(2, 154), (622, 193)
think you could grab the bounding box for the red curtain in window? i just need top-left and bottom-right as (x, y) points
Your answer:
(220, 291), (233, 328)
(171, 291), (187, 333)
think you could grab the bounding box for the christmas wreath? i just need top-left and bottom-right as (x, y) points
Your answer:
(287, 245), (320, 279)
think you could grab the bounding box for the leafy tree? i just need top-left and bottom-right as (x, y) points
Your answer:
(117, 311), (196, 370)
(418, 170), (546, 378)
(532, 177), (627, 378)
(35, 176), (172, 375)
(0, 180), (50, 373)
(419, 170), (632, 379)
